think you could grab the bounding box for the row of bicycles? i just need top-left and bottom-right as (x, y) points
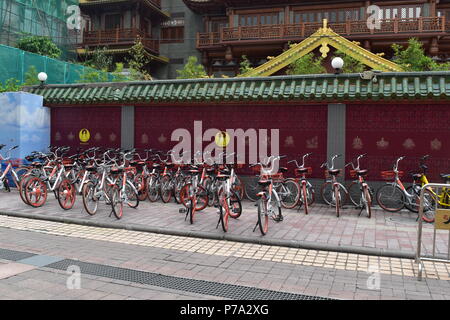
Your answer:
(1, 143), (449, 236)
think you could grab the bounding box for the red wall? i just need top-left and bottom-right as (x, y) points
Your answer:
(135, 104), (328, 178)
(346, 104), (450, 181)
(51, 107), (121, 149)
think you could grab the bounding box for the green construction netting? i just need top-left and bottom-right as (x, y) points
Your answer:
(0, 0), (79, 60)
(0, 44), (113, 85)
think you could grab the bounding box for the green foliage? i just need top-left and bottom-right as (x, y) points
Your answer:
(0, 79), (21, 93)
(84, 47), (113, 71)
(23, 66), (41, 86)
(392, 38), (450, 71)
(16, 35), (62, 59)
(239, 55), (254, 75)
(126, 37), (152, 80)
(333, 50), (366, 73)
(286, 52), (326, 75)
(77, 69), (109, 83)
(176, 56), (208, 79)
(111, 63), (130, 82)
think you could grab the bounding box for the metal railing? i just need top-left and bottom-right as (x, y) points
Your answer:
(197, 16), (447, 48)
(416, 183), (450, 281)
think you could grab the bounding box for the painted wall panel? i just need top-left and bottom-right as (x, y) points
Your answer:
(135, 104), (328, 178)
(346, 104), (450, 181)
(51, 107), (121, 149)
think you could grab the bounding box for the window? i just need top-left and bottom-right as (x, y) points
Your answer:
(293, 8), (359, 24)
(379, 5), (423, 20)
(238, 13), (279, 26)
(161, 17), (185, 43)
(105, 14), (121, 30)
(209, 18), (228, 32)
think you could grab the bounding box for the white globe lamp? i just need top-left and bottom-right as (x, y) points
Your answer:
(331, 57), (344, 74)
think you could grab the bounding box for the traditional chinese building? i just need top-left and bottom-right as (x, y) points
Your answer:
(184, 0), (450, 76)
(77, 0), (171, 75)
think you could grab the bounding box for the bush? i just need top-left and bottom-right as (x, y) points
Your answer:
(16, 36), (62, 59)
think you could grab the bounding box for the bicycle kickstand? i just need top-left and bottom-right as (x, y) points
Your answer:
(252, 222), (259, 233)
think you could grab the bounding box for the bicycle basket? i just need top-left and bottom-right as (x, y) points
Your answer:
(261, 173), (283, 181)
(62, 158), (73, 165)
(295, 167), (313, 176)
(380, 170), (403, 180)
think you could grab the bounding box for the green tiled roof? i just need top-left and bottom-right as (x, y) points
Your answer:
(24, 72), (450, 106)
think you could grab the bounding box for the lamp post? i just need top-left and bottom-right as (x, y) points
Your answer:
(38, 72), (48, 88)
(331, 57), (344, 74)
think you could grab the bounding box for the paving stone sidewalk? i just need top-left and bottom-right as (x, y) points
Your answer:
(0, 220), (448, 300)
(0, 191), (448, 257)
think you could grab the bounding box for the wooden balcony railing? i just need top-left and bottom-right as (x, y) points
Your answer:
(197, 17), (447, 48)
(83, 28), (160, 54)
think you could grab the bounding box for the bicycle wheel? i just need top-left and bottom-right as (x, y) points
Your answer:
(363, 185), (372, 218)
(335, 185), (341, 217)
(57, 179), (76, 210)
(124, 181), (139, 208)
(279, 179), (300, 209)
(147, 176), (160, 202)
(411, 188), (436, 222)
(233, 176), (245, 200)
(82, 181), (98, 215)
(18, 174), (33, 205)
(302, 183), (309, 215)
(202, 177), (214, 207)
(160, 175), (173, 203)
(347, 181), (362, 207)
(257, 198), (269, 235)
(189, 196), (196, 224)
(244, 178), (261, 202)
(219, 196), (229, 232)
(181, 184), (208, 211)
(321, 182), (347, 207)
(376, 184), (405, 212)
(134, 174), (147, 201)
(24, 177), (47, 208)
(111, 186), (123, 219)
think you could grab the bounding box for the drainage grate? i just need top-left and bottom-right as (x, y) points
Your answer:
(46, 259), (331, 300)
(0, 248), (36, 261)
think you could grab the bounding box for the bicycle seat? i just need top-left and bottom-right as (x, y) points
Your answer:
(86, 165), (97, 172)
(216, 175), (230, 181)
(187, 169), (199, 175)
(296, 168), (309, 174)
(440, 173), (450, 181)
(411, 173), (423, 181)
(0, 144), (5, 150)
(219, 169), (231, 176)
(279, 167), (288, 173)
(110, 168), (123, 174)
(258, 180), (271, 187)
(32, 162), (43, 168)
(64, 164), (75, 170)
(206, 168), (215, 174)
(165, 163), (174, 168)
(357, 169), (369, 176)
(152, 164), (161, 169)
(129, 160), (138, 166)
(328, 169), (340, 176)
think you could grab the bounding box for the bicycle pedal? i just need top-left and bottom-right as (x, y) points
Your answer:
(179, 208), (187, 214)
(233, 208), (240, 213)
(254, 203), (258, 207)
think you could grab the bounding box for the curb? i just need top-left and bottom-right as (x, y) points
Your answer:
(0, 210), (415, 260)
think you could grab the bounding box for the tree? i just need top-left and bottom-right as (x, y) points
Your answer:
(16, 36), (62, 59)
(392, 38), (450, 71)
(23, 66), (41, 86)
(176, 56), (208, 79)
(333, 49), (366, 73)
(286, 52), (326, 75)
(84, 47), (113, 71)
(239, 55), (254, 75)
(126, 37), (152, 80)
